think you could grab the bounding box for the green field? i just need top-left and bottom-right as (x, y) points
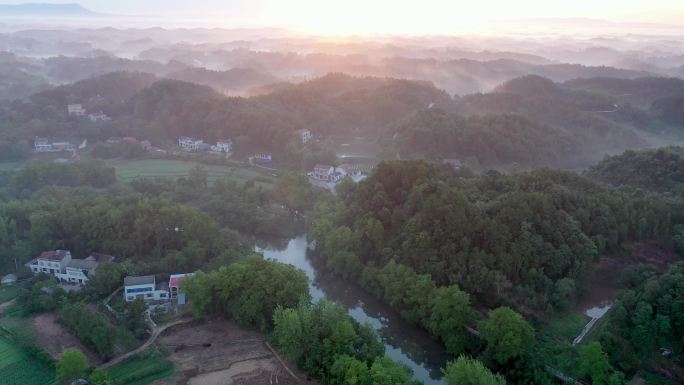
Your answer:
(112, 159), (276, 186)
(0, 335), (55, 385)
(107, 352), (174, 385)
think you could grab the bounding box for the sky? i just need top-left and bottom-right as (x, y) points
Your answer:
(3, 0), (684, 34)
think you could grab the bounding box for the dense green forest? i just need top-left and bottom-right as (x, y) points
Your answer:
(392, 109), (586, 168)
(599, 263), (684, 374)
(0, 161), (311, 274)
(314, 160), (679, 311)
(313, 159), (684, 383)
(587, 147), (684, 193)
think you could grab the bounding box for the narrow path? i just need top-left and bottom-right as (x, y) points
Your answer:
(0, 298), (16, 313)
(98, 317), (193, 369)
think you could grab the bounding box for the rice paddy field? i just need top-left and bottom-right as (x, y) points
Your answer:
(0, 334), (55, 385)
(112, 159), (277, 186)
(107, 352), (174, 385)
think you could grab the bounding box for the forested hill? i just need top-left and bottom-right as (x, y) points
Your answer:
(564, 76), (684, 108)
(391, 109), (589, 169)
(453, 75), (651, 157)
(166, 67), (279, 95)
(254, 73), (454, 136)
(314, 161), (679, 313)
(0, 72), (453, 154)
(587, 146), (684, 193)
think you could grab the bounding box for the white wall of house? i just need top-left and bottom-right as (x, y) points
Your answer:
(124, 283), (168, 302)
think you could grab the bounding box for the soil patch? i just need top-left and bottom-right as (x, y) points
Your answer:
(576, 241), (681, 311)
(154, 318), (314, 385)
(31, 312), (103, 365)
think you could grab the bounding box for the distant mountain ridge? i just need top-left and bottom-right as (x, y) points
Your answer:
(0, 3), (104, 17)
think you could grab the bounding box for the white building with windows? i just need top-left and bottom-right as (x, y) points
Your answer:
(123, 275), (169, 302)
(26, 250), (72, 276)
(25, 250), (109, 285)
(67, 104), (86, 116)
(178, 136), (206, 152)
(296, 129), (313, 144)
(34, 137), (52, 152)
(211, 140), (233, 154)
(87, 112), (111, 122)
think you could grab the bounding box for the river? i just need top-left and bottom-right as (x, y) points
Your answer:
(255, 235), (450, 385)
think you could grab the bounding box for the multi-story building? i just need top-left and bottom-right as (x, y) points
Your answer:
(178, 136), (206, 152)
(169, 273), (194, 304)
(26, 250), (72, 276)
(296, 129), (313, 144)
(25, 250), (110, 285)
(123, 275), (169, 302)
(67, 104), (86, 116)
(34, 137), (52, 152)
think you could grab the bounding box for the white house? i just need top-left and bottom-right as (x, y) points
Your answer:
(296, 129), (313, 144)
(87, 112), (111, 123)
(26, 250), (72, 276)
(254, 153), (273, 164)
(34, 137), (52, 152)
(178, 136), (207, 152)
(25, 250), (110, 285)
(57, 259), (98, 285)
(169, 273), (194, 304)
(67, 104), (86, 116)
(211, 140), (233, 154)
(311, 164), (335, 181)
(123, 275), (169, 302)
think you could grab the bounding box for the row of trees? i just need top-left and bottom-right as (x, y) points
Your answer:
(60, 302), (117, 359)
(184, 255), (309, 330)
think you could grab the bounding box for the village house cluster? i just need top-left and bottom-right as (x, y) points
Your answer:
(123, 273), (194, 306)
(178, 136), (233, 156)
(309, 163), (364, 183)
(25, 250), (115, 285)
(67, 103), (111, 122)
(34, 137), (79, 153)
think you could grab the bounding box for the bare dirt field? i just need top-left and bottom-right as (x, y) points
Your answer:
(575, 241), (680, 311)
(31, 312), (103, 365)
(154, 318), (313, 385)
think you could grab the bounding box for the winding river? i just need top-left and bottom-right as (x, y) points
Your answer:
(255, 235), (450, 385)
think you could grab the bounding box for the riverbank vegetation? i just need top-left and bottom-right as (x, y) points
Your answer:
(312, 159), (684, 383)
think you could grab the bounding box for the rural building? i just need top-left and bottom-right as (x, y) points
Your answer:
(296, 129), (313, 144)
(87, 111), (111, 122)
(51, 142), (76, 152)
(60, 259), (98, 285)
(169, 273), (194, 304)
(26, 250), (72, 276)
(178, 136), (206, 152)
(254, 153), (273, 164)
(67, 104), (86, 116)
(25, 250), (111, 285)
(34, 137), (52, 152)
(123, 275), (169, 302)
(211, 140), (233, 154)
(311, 164), (335, 181)
(1, 274), (17, 286)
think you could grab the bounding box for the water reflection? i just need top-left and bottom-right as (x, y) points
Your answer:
(256, 235), (449, 385)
